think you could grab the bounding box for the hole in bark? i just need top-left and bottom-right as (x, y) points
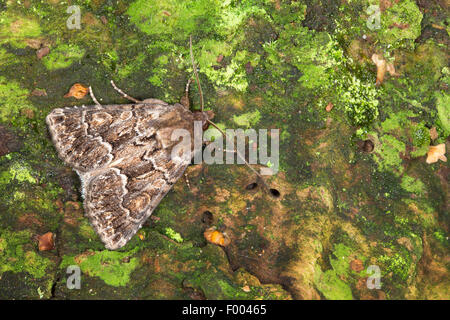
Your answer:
(201, 211), (213, 225)
(269, 188), (281, 198)
(246, 182), (258, 190)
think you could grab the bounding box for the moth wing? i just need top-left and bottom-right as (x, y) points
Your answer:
(80, 156), (189, 250)
(45, 101), (170, 173)
(47, 102), (195, 249)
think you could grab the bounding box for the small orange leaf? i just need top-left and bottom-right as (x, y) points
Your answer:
(426, 144), (447, 164)
(372, 54), (387, 86)
(429, 127), (438, 141)
(325, 102), (334, 112)
(37, 232), (55, 251)
(350, 259), (364, 272)
(64, 83), (89, 99)
(204, 227), (230, 247)
(242, 285), (251, 292)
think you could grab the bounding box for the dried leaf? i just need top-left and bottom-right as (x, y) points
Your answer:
(36, 46), (50, 60)
(242, 285), (251, 292)
(372, 53), (387, 86)
(386, 62), (399, 76)
(350, 259), (364, 272)
(37, 232), (55, 251)
(426, 144), (447, 164)
(204, 227), (231, 247)
(325, 102), (334, 112)
(429, 127), (438, 141)
(64, 83), (89, 99)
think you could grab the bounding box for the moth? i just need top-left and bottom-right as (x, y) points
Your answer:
(46, 37), (270, 250)
(46, 87), (210, 250)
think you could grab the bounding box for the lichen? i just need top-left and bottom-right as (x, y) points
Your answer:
(0, 77), (34, 125)
(0, 229), (52, 279)
(379, 0), (423, 46)
(373, 134), (405, 176)
(0, 10), (41, 48)
(313, 266), (353, 300)
(61, 248), (140, 287)
(401, 175), (425, 195)
(233, 110), (261, 128)
(0, 161), (37, 185)
(42, 44), (86, 70)
(435, 91), (450, 141)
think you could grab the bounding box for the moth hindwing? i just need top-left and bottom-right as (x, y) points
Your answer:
(46, 100), (204, 250)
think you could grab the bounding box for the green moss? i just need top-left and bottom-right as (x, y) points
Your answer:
(314, 265), (353, 300)
(147, 54), (170, 88)
(435, 91), (450, 139)
(379, 0), (423, 46)
(233, 110), (261, 128)
(0, 229), (52, 279)
(0, 76), (34, 125)
(42, 44), (86, 70)
(373, 134), (405, 176)
(0, 48), (15, 67)
(61, 249), (140, 287)
(0, 11), (41, 48)
(379, 251), (411, 282)
(164, 227), (183, 243)
(339, 75), (379, 126)
(0, 161), (37, 185)
(381, 110), (416, 133)
(329, 243), (353, 277)
(199, 47), (258, 92)
(410, 123), (430, 158)
(401, 175), (425, 195)
(127, 0), (220, 40)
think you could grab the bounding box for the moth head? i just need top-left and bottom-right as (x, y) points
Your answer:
(193, 110), (215, 130)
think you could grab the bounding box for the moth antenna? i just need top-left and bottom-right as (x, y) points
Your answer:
(110, 80), (142, 103)
(189, 35), (204, 112)
(180, 78), (192, 109)
(89, 86), (102, 107)
(206, 119), (272, 193)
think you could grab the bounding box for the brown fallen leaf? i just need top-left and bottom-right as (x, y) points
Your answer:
(429, 127), (438, 141)
(36, 46), (50, 59)
(325, 102), (334, 112)
(426, 143), (447, 164)
(372, 53), (399, 85)
(37, 232), (55, 251)
(350, 259), (364, 272)
(64, 83), (89, 99)
(242, 285), (251, 292)
(372, 53), (387, 86)
(386, 62), (399, 77)
(204, 227), (231, 247)
(431, 23), (445, 30)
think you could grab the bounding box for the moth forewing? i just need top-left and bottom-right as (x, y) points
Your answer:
(46, 100), (203, 250)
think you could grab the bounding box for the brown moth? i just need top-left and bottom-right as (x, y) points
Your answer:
(46, 37), (269, 250)
(46, 83), (213, 250)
